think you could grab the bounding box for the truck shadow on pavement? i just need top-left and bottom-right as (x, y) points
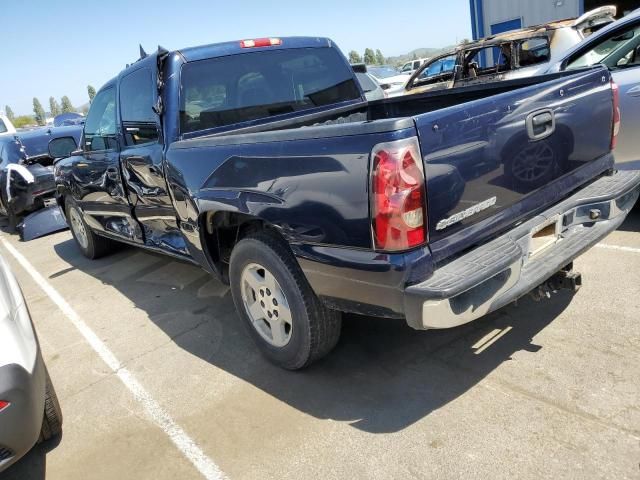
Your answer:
(52, 238), (574, 435)
(0, 435), (61, 480)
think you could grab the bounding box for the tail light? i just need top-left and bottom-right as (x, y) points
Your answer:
(240, 38), (282, 48)
(0, 401), (9, 412)
(611, 80), (621, 150)
(370, 137), (427, 251)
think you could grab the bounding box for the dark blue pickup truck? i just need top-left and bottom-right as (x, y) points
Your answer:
(51, 37), (640, 369)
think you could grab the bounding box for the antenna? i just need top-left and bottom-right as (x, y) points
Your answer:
(139, 44), (148, 59)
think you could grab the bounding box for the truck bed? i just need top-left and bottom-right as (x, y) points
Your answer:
(169, 66), (614, 265)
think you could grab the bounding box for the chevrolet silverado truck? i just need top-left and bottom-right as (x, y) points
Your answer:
(50, 37), (640, 369)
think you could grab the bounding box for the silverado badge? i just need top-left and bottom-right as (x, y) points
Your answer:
(436, 196), (497, 231)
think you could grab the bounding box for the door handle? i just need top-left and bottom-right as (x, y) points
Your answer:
(526, 109), (555, 141)
(627, 85), (640, 97)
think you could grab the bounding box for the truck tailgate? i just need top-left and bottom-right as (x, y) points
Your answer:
(414, 67), (615, 263)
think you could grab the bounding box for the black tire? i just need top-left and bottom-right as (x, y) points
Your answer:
(38, 368), (62, 443)
(229, 231), (341, 370)
(6, 205), (19, 233)
(65, 199), (116, 259)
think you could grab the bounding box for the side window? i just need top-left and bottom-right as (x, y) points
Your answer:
(423, 55), (456, 78)
(120, 68), (159, 146)
(518, 38), (550, 67)
(84, 87), (117, 152)
(0, 119), (6, 134)
(567, 24), (640, 70)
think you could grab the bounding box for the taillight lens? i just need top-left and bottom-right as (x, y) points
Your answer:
(0, 400), (9, 412)
(370, 137), (427, 251)
(611, 80), (621, 150)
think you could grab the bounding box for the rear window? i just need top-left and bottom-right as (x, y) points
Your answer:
(180, 48), (361, 134)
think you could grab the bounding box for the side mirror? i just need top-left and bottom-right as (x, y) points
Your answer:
(48, 136), (79, 160)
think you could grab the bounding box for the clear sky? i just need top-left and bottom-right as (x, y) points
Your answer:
(1, 0), (472, 115)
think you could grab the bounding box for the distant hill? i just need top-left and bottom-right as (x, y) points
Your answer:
(386, 46), (456, 67)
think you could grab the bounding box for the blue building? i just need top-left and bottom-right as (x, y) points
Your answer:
(469, 0), (635, 40)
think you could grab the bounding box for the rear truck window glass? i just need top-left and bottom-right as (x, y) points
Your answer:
(355, 72), (378, 92)
(518, 38), (550, 67)
(180, 47), (361, 133)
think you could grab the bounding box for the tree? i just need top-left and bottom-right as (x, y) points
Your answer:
(49, 97), (60, 117)
(4, 106), (14, 122)
(13, 115), (36, 128)
(87, 85), (96, 103)
(33, 98), (46, 125)
(375, 49), (385, 65)
(60, 96), (75, 113)
(363, 48), (376, 65)
(348, 50), (362, 64)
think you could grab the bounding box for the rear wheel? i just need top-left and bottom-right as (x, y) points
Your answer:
(229, 231), (342, 370)
(38, 369), (62, 443)
(66, 199), (116, 259)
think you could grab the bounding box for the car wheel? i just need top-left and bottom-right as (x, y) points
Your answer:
(38, 368), (62, 443)
(65, 199), (116, 259)
(229, 231), (341, 370)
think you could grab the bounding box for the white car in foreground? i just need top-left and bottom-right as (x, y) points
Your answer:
(0, 253), (62, 473)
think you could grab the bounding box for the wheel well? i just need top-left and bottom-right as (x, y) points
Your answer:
(200, 211), (278, 283)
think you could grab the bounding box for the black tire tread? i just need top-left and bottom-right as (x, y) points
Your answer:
(65, 199), (116, 259)
(38, 369), (62, 443)
(235, 231), (341, 369)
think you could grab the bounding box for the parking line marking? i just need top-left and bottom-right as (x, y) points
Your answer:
(596, 243), (640, 254)
(474, 326), (513, 355)
(0, 238), (228, 480)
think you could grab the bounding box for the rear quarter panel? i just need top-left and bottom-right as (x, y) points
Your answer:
(165, 127), (416, 250)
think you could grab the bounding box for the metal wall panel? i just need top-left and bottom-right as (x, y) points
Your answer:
(474, 0), (581, 38)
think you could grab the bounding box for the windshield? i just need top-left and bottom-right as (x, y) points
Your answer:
(367, 66), (400, 79)
(180, 47), (361, 134)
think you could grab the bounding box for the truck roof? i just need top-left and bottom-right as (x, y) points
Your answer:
(178, 36), (333, 62)
(107, 36), (335, 90)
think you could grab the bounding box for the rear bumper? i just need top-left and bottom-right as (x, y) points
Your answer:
(0, 355), (46, 472)
(404, 169), (640, 329)
(298, 169), (640, 326)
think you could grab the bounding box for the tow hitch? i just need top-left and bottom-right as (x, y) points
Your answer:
(529, 264), (582, 301)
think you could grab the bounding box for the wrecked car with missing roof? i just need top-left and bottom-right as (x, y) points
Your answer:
(0, 126), (81, 231)
(396, 6), (617, 97)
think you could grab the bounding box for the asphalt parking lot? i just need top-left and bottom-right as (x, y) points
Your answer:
(0, 208), (638, 480)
